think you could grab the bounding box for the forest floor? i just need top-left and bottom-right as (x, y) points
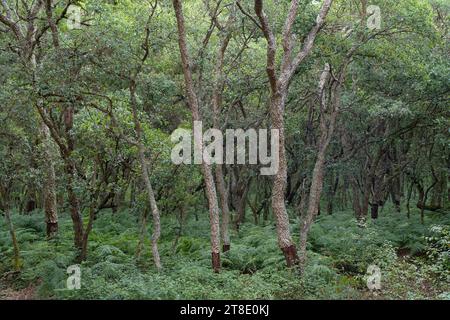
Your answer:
(0, 206), (449, 300)
(0, 283), (36, 300)
(0, 269), (38, 299)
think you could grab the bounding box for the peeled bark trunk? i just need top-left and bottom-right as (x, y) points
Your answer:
(36, 103), (85, 255)
(173, 0), (221, 272)
(216, 165), (230, 252)
(40, 122), (58, 238)
(202, 163), (221, 273)
(271, 93), (298, 267)
(137, 145), (162, 270)
(66, 161), (84, 251)
(212, 32), (232, 253)
(254, 0), (334, 268)
(63, 106), (84, 253)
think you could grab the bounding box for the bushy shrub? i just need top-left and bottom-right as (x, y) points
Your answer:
(221, 225), (283, 273)
(424, 225), (450, 282)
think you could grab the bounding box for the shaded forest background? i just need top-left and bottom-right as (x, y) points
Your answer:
(0, 0), (449, 299)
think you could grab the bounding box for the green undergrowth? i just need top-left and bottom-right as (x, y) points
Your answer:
(0, 207), (448, 299)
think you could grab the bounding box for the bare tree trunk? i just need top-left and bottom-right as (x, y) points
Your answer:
(173, 0), (221, 272)
(63, 106), (85, 253)
(371, 173), (384, 219)
(419, 167), (439, 224)
(80, 198), (97, 262)
(77, 160), (113, 262)
(254, 0), (334, 268)
(340, 130), (365, 219)
(326, 172), (339, 215)
(40, 121), (58, 238)
(271, 94), (299, 267)
(25, 145), (38, 214)
(263, 183), (271, 222)
(351, 177), (363, 219)
(130, 82), (162, 271)
(4, 207), (21, 271)
(299, 143), (328, 269)
(36, 102), (85, 255)
(431, 170), (445, 209)
(299, 64), (338, 271)
(216, 166), (230, 252)
(65, 161), (84, 252)
(234, 179), (250, 231)
(406, 181), (413, 219)
(135, 207), (149, 259)
(447, 157), (450, 203)
(361, 175), (371, 219)
(212, 30), (232, 253)
(416, 183), (426, 224)
(360, 147), (386, 220)
(296, 177), (308, 218)
(388, 147), (402, 212)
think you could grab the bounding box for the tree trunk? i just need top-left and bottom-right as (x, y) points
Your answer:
(371, 174), (384, 220)
(135, 207), (149, 260)
(361, 178), (371, 219)
(40, 122), (58, 238)
(63, 106), (85, 253)
(299, 141), (331, 270)
(326, 173), (338, 215)
(4, 207), (21, 271)
(216, 165), (230, 252)
(389, 175), (402, 213)
(431, 170), (445, 209)
(66, 161), (84, 252)
(416, 183), (425, 224)
(80, 202), (96, 262)
(234, 178), (251, 230)
(271, 93), (298, 267)
(406, 181), (413, 219)
(173, 0), (221, 272)
(212, 31), (232, 253)
(370, 203), (379, 219)
(350, 177), (363, 219)
(253, 0), (334, 269)
(130, 83), (162, 271)
(299, 64), (339, 271)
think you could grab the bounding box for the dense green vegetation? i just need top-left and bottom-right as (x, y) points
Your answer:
(0, 0), (449, 300)
(1, 206), (449, 299)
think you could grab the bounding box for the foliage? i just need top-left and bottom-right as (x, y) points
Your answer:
(1, 208), (448, 300)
